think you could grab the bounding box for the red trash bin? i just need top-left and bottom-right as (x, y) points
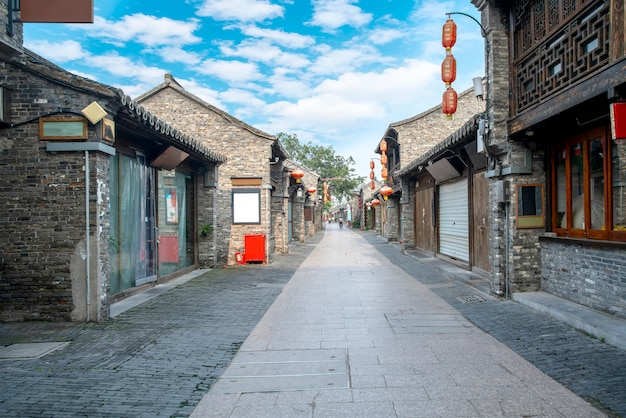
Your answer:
(244, 234), (265, 263)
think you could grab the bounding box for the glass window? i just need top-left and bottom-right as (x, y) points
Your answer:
(551, 126), (625, 241)
(613, 138), (626, 232)
(555, 147), (567, 229)
(158, 170), (195, 276)
(589, 137), (604, 230)
(570, 142), (584, 229)
(110, 153), (157, 295)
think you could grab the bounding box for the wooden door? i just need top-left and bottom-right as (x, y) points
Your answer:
(472, 172), (490, 272)
(414, 187), (435, 253)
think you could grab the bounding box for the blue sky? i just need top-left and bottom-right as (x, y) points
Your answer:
(23, 0), (484, 178)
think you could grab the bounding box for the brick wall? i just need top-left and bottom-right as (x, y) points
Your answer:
(541, 239), (626, 319)
(0, 65), (106, 321)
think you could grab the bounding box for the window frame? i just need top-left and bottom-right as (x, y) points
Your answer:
(551, 126), (626, 241)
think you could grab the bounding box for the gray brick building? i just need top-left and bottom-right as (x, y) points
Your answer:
(369, 0), (626, 321)
(0, 9), (225, 321)
(137, 75), (307, 266)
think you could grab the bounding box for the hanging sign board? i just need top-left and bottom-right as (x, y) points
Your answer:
(20, 0), (94, 23)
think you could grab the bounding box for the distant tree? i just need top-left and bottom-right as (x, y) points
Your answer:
(277, 132), (364, 203)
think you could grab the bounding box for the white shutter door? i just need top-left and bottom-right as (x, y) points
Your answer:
(439, 178), (469, 261)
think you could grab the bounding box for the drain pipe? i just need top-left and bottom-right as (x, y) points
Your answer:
(85, 150), (91, 322)
(504, 201), (509, 300)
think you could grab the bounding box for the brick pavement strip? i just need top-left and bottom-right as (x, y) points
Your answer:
(0, 237), (320, 418)
(361, 232), (626, 418)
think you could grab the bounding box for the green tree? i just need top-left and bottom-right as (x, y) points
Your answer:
(277, 132), (364, 203)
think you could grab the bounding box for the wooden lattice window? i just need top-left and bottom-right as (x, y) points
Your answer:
(512, 0), (609, 115)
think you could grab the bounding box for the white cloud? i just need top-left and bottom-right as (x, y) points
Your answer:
(221, 88), (266, 107)
(266, 94), (384, 132)
(25, 40), (86, 62)
(219, 39), (310, 68)
(87, 53), (166, 86)
(195, 59), (262, 83)
(315, 59), (439, 105)
(197, 0), (284, 22)
(368, 28), (405, 45)
(153, 46), (202, 65)
(267, 71), (312, 99)
(89, 14), (201, 47)
(255, 58), (441, 145)
(309, 0), (373, 32)
(236, 25), (315, 48)
(308, 45), (389, 76)
(176, 79), (224, 108)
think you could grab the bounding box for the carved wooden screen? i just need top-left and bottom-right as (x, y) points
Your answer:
(511, 0), (610, 115)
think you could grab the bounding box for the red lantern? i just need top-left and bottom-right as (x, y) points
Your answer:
(380, 153), (388, 165)
(369, 171), (375, 180)
(291, 168), (304, 183)
(441, 54), (456, 86)
(380, 185), (393, 201)
(307, 187), (317, 193)
(442, 18), (457, 51)
(380, 139), (387, 153)
(369, 160), (375, 170)
(371, 198), (381, 206)
(370, 180), (375, 190)
(381, 166), (388, 180)
(442, 87), (458, 120)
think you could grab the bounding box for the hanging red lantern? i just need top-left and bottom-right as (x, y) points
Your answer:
(291, 168), (304, 183)
(370, 180), (375, 190)
(371, 198), (381, 206)
(441, 54), (456, 86)
(369, 171), (375, 180)
(442, 18), (457, 52)
(381, 166), (388, 180)
(442, 87), (458, 120)
(369, 160), (375, 170)
(380, 185), (393, 201)
(380, 139), (387, 153)
(380, 153), (388, 165)
(307, 187), (317, 193)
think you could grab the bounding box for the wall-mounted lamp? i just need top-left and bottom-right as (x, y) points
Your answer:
(81, 101), (107, 124)
(473, 77), (484, 100)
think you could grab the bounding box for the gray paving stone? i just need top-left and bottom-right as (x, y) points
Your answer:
(2, 229), (625, 418)
(0, 235), (320, 418)
(362, 232), (626, 418)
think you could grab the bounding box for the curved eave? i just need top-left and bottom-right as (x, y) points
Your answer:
(116, 89), (227, 164)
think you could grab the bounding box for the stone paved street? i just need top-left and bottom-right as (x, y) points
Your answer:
(362, 233), (626, 418)
(0, 228), (625, 417)
(0, 238), (320, 418)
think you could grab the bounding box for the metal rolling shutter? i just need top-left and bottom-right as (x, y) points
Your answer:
(439, 178), (469, 261)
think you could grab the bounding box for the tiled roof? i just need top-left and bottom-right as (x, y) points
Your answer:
(116, 90), (227, 163)
(14, 50), (226, 163)
(136, 74), (276, 141)
(397, 114), (482, 177)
